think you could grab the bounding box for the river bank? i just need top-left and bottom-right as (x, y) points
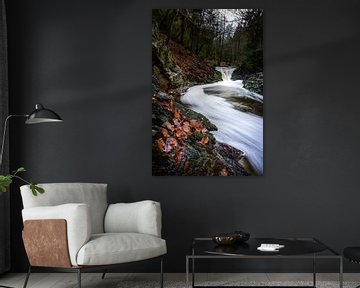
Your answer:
(181, 69), (263, 175)
(152, 85), (250, 176)
(152, 27), (263, 176)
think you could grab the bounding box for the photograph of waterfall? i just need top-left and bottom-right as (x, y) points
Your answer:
(152, 9), (263, 176)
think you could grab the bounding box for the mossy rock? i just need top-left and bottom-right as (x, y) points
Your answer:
(175, 102), (217, 131)
(152, 26), (184, 89)
(152, 90), (249, 176)
(228, 96), (263, 117)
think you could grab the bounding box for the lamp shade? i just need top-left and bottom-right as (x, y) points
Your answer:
(25, 104), (63, 124)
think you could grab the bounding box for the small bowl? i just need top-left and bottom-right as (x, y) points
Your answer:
(212, 234), (237, 245)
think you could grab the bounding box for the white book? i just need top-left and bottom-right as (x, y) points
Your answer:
(257, 243), (285, 251)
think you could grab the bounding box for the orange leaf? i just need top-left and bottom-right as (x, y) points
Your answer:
(174, 108), (181, 119)
(194, 127), (204, 134)
(157, 137), (173, 152)
(182, 123), (191, 133)
(184, 161), (190, 174)
(161, 128), (169, 138)
(157, 138), (166, 152)
(220, 168), (228, 176)
(175, 128), (188, 141)
(164, 100), (174, 112)
(173, 118), (181, 126)
(175, 148), (185, 164)
(152, 96), (157, 103)
(190, 119), (198, 127)
(163, 121), (174, 132)
(198, 136), (209, 146)
(190, 120), (205, 134)
(166, 137), (178, 148)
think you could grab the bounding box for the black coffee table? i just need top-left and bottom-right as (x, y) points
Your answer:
(186, 237), (343, 288)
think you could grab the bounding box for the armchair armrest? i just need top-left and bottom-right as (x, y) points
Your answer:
(22, 203), (91, 266)
(104, 200), (162, 237)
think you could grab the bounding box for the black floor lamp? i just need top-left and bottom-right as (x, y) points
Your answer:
(0, 103), (63, 167)
(0, 103), (62, 288)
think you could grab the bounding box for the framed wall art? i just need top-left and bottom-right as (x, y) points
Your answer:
(152, 9), (263, 176)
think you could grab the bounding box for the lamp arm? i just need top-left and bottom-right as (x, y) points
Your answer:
(0, 114), (28, 169)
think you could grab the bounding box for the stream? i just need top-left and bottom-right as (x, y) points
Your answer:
(181, 67), (263, 175)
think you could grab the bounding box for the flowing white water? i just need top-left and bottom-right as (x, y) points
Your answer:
(215, 67), (236, 81)
(181, 67), (263, 175)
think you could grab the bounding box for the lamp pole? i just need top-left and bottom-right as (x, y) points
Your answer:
(0, 114), (27, 168)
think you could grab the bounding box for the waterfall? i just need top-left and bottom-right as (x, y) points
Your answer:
(216, 67), (236, 81)
(181, 67), (263, 175)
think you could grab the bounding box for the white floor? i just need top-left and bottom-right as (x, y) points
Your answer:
(0, 273), (358, 288)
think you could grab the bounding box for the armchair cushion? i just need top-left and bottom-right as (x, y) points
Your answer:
(76, 233), (167, 266)
(22, 203), (91, 266)
(21, 183), (108, 234)
(104, 200), (162, 237)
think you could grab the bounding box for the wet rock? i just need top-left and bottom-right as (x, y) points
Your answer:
(152, 26), (184, 91)
(242, 72), (263, 95)
(214, 143), (250, 176)
(228, 96), (263, 117)
(157, 92), (172, 101)
(152, 89), (249, 176)
(175, 102), (217, 132)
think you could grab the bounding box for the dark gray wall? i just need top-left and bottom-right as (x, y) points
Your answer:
(0, 0), (10, 274)
(6, 0), (360, 272)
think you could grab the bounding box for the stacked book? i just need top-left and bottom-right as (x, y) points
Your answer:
(257, 243), (285, 252)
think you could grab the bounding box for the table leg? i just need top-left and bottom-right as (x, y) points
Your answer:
(192, 257), (195, 288)
(313, 254), (316, 287)
(186, 257), (189, 288)
(192, 246), (195, 288)
(339, 256), (343, 288)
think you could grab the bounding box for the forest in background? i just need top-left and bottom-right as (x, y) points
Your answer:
(152, 9), (263, 74)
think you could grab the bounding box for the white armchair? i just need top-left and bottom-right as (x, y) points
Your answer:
(20, 183), (166, 288)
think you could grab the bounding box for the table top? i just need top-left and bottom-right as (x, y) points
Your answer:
(190, 237), (340, 258)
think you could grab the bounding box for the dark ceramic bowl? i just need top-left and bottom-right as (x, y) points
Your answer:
(212, 234), (237, 245)
(212, 231), (250, 246)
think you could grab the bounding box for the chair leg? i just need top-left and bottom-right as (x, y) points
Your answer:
(77, 268), (81, 288)
(101, 270), (107, 279)
(160, 257), (164, 288)
(23, 266), (31, 288)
